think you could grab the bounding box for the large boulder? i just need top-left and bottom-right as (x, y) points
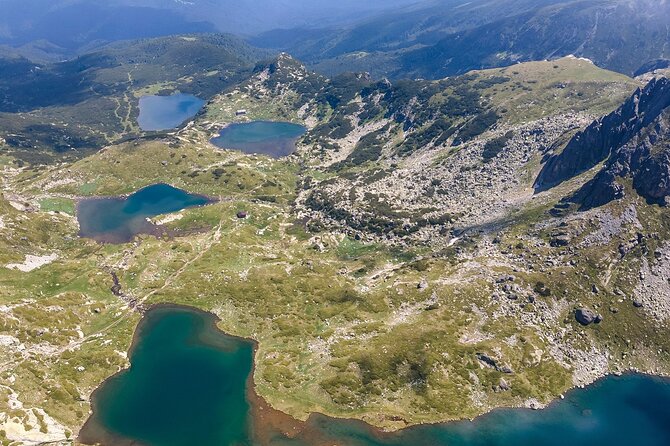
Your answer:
(575, 308), (598, 326)
(550, 234), (571, 247)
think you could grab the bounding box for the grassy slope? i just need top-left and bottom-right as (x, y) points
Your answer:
(481, 57), (637, 123)
(0, 59), (669, 442)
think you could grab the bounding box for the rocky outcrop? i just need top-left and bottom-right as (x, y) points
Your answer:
(575, 308), (601, 326)
(476, 353), (513, 374)
(633, 147), (670, 204)
(537, 77), (670, 209)
(567, 169), (626, 209)
(570, 107), (670, 209)
(535, 77), (670, 191)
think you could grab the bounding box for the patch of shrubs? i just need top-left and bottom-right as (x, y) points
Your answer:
(454, 110), (499, 144)
(534, 282), (552, 297)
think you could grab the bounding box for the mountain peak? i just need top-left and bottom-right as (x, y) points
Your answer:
(254, 52), (307, 75)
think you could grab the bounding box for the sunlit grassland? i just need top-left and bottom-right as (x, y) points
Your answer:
(477, 57), (639, 123)
(18, 139), (299, 205)
(4, 137), (670, 433)
(203, 89), (305, 125)
(38, 198), (75, 215)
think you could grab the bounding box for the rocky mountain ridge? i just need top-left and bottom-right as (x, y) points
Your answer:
(256, 0), (670, 80)
(536, 76), (670, 209)
(192, 53), (639, 246)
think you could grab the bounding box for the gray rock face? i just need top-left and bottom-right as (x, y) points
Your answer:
(575, 110), (670, 209)
(550, 234), (571, 247)
(536, 77), (670, 209)
(568, 170), (626, 209)
(536, 77), (670, 191)
(575, 308), (597, 326)
(635, 59), (670, 77)
(476, 353), (513, 374)
(633, 148), (670, 202)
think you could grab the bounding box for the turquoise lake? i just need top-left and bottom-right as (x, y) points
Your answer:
(80, 306), (670, 446)
(79, 307), (253, 446)
(210, 121), (306, 158)
(77, 183), (211, 243)
(137, 93), (205, 131)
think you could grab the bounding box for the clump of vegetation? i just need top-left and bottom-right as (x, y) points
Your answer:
(335, 124), (390, 168)
(533, 282), (552, 297)
(454, 110), (499, 144)
(399, 119), (455, 155)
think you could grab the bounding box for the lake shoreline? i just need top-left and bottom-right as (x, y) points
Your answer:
(210, 121), (307, 158)
(75, 183), (218, 244)
(78, 304), (670, 445)
(74, 182), (218, 202)
(78, 304), (250, 446)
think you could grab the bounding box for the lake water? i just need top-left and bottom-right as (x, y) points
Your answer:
(80, 306), (670, 446)
(210, 121), (306, 158)
(79, 307), (253, 446)
(138, 94), (205, 131)
(77, 183), (211, 243)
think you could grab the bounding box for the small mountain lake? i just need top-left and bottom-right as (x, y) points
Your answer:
(80, 306), (670, 446)
(210, 121), (306, 158)
(137, 93), (205, 131)
(77, 183), (212, 243)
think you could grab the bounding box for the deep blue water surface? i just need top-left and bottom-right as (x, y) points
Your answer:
(210, 121), (306, 157)
(138, 93), (205, 131)
(80, 307), (253, 446)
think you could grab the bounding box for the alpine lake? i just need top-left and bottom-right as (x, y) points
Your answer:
(211, 121), (307, 158)
(137, 93), (206, 132)
(77, 183), (212, 243)
(79, 306), (670, 446)
(81, 113), (670, 446)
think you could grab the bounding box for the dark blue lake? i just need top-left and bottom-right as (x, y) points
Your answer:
(80, 306), (670, 446)
(211, 121), (306, 158)
(77, 183), (211, 243)
(138, 93), (205, 131)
